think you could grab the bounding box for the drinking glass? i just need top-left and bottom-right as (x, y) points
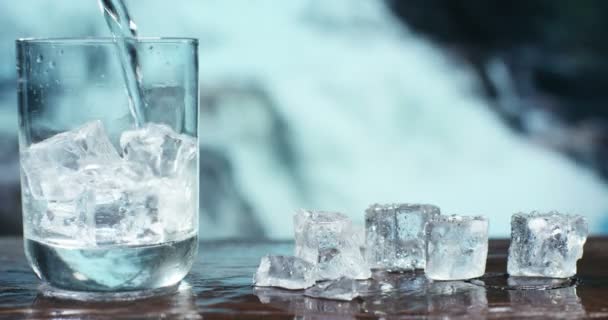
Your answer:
(16, 37), (199, 299)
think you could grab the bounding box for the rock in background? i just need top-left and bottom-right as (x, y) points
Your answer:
(389, 0), (608, 179)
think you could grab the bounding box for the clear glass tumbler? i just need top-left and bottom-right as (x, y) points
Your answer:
(16, 38), (199, 298)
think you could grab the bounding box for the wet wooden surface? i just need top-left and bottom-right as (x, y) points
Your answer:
(0, 237), (607, 319)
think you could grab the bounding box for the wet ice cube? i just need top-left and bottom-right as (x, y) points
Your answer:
(425, 215), (488, 280)
(365, 203), (440, 270)
(507, 211), (588, 278)
(89, 186), (161, 245)
(304, 277), (361, 301)
(147, 177), (196, 238)
(253, 255), (317, 290)
(36, 171), (87, 202)
(76, 161), (151, 186)
(21, 120), (121, 199)
(120, 123), (197, 178)
(39, 192), (94, 242)
(77, 163), (162, 245)
(294, 210), (371, 280)
(23, 120), (120, 170)
(82, 164), (192, 244)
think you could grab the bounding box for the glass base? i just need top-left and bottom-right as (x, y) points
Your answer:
(38, 282), (181, 301)
(25, 235), (197, 293)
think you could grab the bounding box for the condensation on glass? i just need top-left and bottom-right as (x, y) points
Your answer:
(16, 38), (199, 297)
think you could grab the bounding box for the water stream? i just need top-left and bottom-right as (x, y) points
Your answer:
(98, 0), (146, 127)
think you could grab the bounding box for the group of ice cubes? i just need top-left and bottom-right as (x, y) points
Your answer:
(253, 205), (489, 298)
(20, 120), (197, 246)
(365, 204), (489, 281)
(507, 211), (588, 278)
(254, 210), (371, 295)
(253, 204), (588, 301)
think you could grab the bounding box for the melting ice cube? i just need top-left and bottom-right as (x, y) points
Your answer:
(254, 255), (317, 290)
(507, 211), (587, 278)
(147, 177), (197, 238)
(21, 120), (121, 200)
(294, 209), (371, 280)
(425, 215), (488, 281)
(120, 123), (197, 178)
(365, 203), (440, 271)
(21, 120), (196, 245)
(79, 163), (162, 245)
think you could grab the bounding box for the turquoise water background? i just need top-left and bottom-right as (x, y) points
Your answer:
(1, 0), (607, 238)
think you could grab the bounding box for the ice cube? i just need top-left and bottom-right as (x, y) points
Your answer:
(39, 191), (94, 242)
(507, 211), (588, 278)
(253, 255), (317, 290)
(89, 186), (161, 245)
(37, 170), (86, 202)
(147, 177), (197, 238)
(425, 215), (488, 280)
(365, 203), (440, 271)
(19, 121), (126, 242)
(76, 161), (151, 186)
(77, 163), (163, 245)
(21, 120), (121, 200)
(78, 164), (193, 244)
(294, 210), (371, 280)
(120, 123), (197, 178)
(20, 121), (196, 245)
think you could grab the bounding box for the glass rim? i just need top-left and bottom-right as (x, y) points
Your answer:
(16, 37), (198, 45)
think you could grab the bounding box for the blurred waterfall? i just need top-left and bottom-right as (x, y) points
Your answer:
(0, 0), (606, 238)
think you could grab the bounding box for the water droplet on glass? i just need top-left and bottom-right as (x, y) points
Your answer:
(49, 61), (56, 69)
(149, 45), (154, 50)
(36, 55), (43, 63)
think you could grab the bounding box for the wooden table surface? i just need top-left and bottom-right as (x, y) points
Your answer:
(0, 237), (606, 319)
